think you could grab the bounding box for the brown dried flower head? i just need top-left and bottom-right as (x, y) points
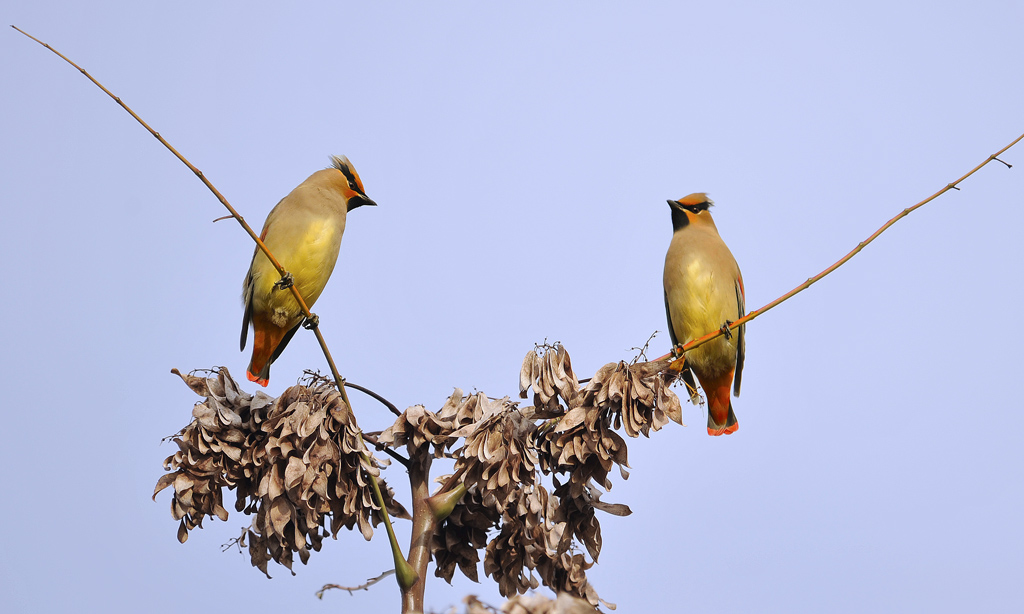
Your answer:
(154, 368), (407, 576)
(520, 344), (579, 415)
(430, 485), (502, 584)
(450, 398), (538, 514)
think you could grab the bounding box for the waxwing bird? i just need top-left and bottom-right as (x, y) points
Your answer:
(240, 155), (376, 386)
(663, 193), (745, 435)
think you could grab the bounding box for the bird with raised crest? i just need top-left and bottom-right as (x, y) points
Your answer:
(240, 155), (376, 386)
(663, 193), (745, 435)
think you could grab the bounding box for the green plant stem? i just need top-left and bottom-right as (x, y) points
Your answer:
(402, 452), (438, 614)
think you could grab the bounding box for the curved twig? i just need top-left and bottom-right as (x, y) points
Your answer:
(658, 132), (1024, 362)
(363, 433), (411, 469)
(345, 381), (402, 417)
(11, 24), (348, 393)
(317, 569), (396, 598)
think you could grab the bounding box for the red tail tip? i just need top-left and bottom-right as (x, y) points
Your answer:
(246, 370), (269, 387)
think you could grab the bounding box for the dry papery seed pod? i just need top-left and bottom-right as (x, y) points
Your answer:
(519, 344), (579, 415)
(376, 388), (510, 459)
(450, 401), (539, 513)
(503, 346), (685, 607)
(423, 354), (620, 608)
(534, 355), (683, 497)
(154, 368), (407, 576)
(430, 483), (502, 583)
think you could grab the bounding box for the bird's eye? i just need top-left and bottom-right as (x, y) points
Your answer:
(349, 181), (360, 192)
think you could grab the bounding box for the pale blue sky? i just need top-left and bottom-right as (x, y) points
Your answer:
(2, 2), (1022, 613)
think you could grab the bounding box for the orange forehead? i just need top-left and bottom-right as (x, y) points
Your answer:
(675, 192), (712, 206)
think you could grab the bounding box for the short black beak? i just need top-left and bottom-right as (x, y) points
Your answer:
(348, 194), (378, 211)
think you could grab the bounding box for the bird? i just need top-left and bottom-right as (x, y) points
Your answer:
(240, 155), (376, 387)
(663, 193), (745, 435)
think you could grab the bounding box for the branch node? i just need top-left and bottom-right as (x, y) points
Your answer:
(992, 156), (1012, 169)
(947, 183), (961, 191)
(274, 272), (294, 290)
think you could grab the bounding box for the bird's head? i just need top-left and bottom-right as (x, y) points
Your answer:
(329, 155), (378, 210)
(667, 192), (714, 231)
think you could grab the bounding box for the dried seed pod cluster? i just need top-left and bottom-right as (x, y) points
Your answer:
(403, 385), (607, 604)
(431, 486), (502, 583)
(426, 346), (675, 608)
(483, 347), (680, 605)
(482, 481), (607, 605)
(451, 404), (538, 512)
(153, 369), (271, 542)
(536, 356), (682, 500)
(157, 342), (681, 606)
(376, 404), (452, 458)
(584, 358), (683, 439)
(376, 387), (505, 458)
(520, 344), (579, 414)
(154, 368), (405, 576)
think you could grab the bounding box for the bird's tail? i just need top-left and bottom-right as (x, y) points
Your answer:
(246, 314), (288, 387)
(246, 363), (270, 387)
(704, 370), (739, 436)
(707, 400), (738, 436)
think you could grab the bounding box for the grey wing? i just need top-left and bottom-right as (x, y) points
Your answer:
(240, 204), (281, 351)
(663, 291), (679, 348)
(240, 264), (255, 351)
(733, 278), (745, 396)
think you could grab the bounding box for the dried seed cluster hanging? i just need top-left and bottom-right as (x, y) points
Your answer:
(377, 387), (506, 458)
(410, 345), (677, 607)
(431, 486), (502, 583)
(451, 404), (538, 512)
(534, 355), (683, 500)
(154, 368), (406, 576)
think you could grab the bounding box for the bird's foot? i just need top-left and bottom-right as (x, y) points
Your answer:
(670, 343), (685, 358)
(720, 321), (733, 340)
(274, 272), (294, 290)
(302, 313), (320, 329)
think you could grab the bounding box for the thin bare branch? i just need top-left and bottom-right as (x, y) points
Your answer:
(11, 24), (350, 393)
(316, 569), (396, 598)
(363, 432), (412, 469)
(657, 132), (1024, 362)
(346, 381), (403, 417)
(220, 525), (252, 553)
(629, 330), (659, 365)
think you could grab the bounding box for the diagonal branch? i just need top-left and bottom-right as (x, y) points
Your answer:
(11, 24), (348, 392)
(345, 381), (403, 417)
(363, 433), (411, 469)
(659, 132), (1024, 361)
